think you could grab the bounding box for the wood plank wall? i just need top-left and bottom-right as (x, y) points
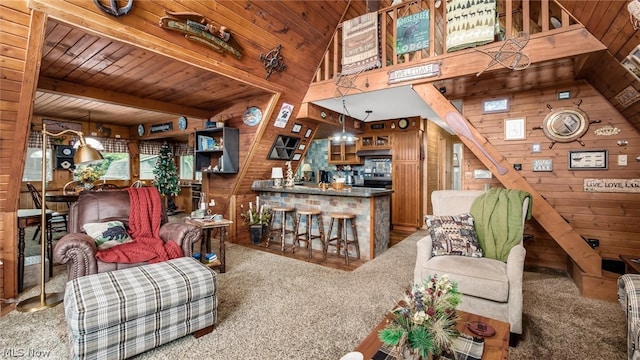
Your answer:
(0, 1), (32, 299)
(424, 119), (455, 216)
(461, 80), (640, 270)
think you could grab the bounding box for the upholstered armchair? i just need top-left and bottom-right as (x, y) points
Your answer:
(54, 189), (201, 281)
(413, 190), (530, 344)
(618, 274), (640, 360)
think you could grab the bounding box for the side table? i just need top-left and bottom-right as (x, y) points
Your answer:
(185, 218), (233, 273)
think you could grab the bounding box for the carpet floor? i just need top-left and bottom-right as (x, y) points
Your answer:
(2, 230), (627, 359)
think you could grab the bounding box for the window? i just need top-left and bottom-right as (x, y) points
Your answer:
(179, 155), (194, 180)
(22, 148), (52, 182)
(140, 154), (159, 180)
(97, 152), (130, 180)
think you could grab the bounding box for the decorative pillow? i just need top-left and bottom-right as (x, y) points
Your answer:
(425, 213), (483, 258)
(83, 221), (133, 250)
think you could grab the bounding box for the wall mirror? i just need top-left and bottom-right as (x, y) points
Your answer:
(268, 135), (300, 160)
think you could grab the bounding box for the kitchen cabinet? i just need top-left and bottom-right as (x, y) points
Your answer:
(392, 131), (423, 231)
(328, 140), (362, 165)
(195, 127), (239, 174)
(360, 133), (391, 149)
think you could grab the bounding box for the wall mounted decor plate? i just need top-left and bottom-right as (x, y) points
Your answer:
(242, 106), (262, 126)
(541, 107), (589, 145)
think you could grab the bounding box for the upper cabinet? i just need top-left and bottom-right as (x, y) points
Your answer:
(360, 133), (391, 149)
(195, 127), (239, 174)
(328, 140), (362, 165)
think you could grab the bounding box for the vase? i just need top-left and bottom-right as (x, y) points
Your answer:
(83, 182), (94, 190)
(249, 224), (268, 244)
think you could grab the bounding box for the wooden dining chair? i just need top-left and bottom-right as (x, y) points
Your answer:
(25, 183), (69, 242)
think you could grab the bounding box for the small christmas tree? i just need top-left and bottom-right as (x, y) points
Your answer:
(153, 142), (180, 210)
(285, 161), (295, 187)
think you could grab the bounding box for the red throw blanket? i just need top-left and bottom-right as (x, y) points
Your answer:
(96, 187), (183, 264)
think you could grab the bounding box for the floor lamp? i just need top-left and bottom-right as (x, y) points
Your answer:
(17, 123), (103, 313)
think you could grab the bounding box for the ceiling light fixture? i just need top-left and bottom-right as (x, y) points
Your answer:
(328, 99), (359, 143)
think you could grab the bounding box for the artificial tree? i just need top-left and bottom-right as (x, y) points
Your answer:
(153, 142), (180, 213)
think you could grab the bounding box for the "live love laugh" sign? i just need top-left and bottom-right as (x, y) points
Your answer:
(583, 178), (640, 193)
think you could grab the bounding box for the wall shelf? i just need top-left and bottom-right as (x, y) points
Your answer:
(194, 127), (239, 174)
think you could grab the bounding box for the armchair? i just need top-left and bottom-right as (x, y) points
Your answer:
(54, 189), (201, 281)
(413, 190), (529, 344)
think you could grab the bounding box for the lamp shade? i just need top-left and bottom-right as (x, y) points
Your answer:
(74, 144), (104, 165)
(301, 163), (312, 172)
(271, 167), (283, 179)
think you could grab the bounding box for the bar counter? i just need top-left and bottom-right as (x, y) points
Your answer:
(251, 181), (392, 260)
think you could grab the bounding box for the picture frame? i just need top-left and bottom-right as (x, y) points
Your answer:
(632, 44), (640, 63)
(298, 144), (306, 150)
(292, 153), (301, 161)
(291, 123), (302, 133)
(482, 98), (510, 114)
(304, 128), (313, 138)
(568, 149), (608, 170)
(504, 118), (526, 140)
(622, 56), (640, 80)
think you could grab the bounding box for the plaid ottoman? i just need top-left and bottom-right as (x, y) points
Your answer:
(64, 257), (217, 360)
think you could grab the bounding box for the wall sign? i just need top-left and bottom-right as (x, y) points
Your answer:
(482, 98), (509, 114)
(149, 122), (173, 134)
(532, 159), (553, 172)
(388, 63), (441, 84)
(569, 149), (608, 170)
(584, 178), (640, 193)
(396, 10), (430, 55)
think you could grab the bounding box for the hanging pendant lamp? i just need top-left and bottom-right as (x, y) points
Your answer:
(328, 99), (359, 143)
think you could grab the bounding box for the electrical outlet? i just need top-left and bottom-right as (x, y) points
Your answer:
(618, 154), (628, 166)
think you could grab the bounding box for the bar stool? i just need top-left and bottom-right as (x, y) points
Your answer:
(325, 212), (360, 265)
(293, 209), (326, 259)
(266, 206), (296, 252)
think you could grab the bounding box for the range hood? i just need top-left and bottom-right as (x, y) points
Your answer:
(356, 149), (392, 157)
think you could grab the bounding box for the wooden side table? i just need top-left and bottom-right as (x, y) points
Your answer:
(185, 218), (233, 273)
(17, 209), (52, 292)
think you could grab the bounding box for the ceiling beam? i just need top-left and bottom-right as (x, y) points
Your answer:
(37, 76), (212, 119)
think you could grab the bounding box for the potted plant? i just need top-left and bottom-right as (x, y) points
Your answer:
(73, 165), (103, 191)
(378, 274), (462, 359)
(240, 200), (271, 244)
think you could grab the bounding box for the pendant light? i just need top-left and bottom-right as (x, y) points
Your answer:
(329, 99), (359, 143)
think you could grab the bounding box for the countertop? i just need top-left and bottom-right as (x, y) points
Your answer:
(251, 183), (393, 198)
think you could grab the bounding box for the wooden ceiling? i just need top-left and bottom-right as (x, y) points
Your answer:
(32, 1), (640, 134)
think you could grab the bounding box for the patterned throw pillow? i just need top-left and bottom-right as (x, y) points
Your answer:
(425, 213), (483, 258)
(83, 221), (133, 250)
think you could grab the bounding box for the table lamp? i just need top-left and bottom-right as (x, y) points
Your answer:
(301, 163), (312, 181)
(17, 123), (103, 313)
(271, 167), (283, 188)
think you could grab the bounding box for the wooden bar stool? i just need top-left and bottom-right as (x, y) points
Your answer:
(325, 212), (360, 265)
(266, 206), (296, 252)
(293, 209), (326, 259)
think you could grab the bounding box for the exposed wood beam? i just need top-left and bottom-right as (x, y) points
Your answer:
(297, 102), (360, 131)
(37, 77), (212, 119)
(304, 26), (607, 103)
(412, 83), (602, 276)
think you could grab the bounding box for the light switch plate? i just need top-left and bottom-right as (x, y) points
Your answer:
(618, 155), (628, 166)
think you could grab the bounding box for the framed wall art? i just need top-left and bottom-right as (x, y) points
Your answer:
(504, 118), (526, 140)
(304, 128), (313, 138)
(292, 153), (301, 161)
(482, 98), (510, 114)
(291, 123), (302, 133)
(568, 149), (608, 170)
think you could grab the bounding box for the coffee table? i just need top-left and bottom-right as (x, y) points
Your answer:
(355, 309), (509, 360)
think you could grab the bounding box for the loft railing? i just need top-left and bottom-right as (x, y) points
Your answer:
(313, 0), (578, 83)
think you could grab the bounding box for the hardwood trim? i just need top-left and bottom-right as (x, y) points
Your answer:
(37, 77), (211, 119)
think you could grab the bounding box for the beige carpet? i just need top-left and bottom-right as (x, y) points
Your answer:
(3, 230), (627, 359)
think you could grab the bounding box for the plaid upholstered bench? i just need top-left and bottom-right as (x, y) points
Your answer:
(64, 257), (217, 359)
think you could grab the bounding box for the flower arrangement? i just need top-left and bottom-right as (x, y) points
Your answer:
(378, 274), (462, 359)
(73, 165), (103, 188)
(240, 198), (271, 225)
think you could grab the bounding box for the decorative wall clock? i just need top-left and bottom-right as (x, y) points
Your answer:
(178, 116), (188, 131)
(535, 106), (600, 148)
(398, 118), (409, 129)
(242, 106), (262, 126)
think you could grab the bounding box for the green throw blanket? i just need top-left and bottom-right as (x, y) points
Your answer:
(470, 188), (532, 261)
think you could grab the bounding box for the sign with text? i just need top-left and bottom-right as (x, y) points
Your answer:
(396, 10), (430, 55)
(150, 122), (173, 134)
(388, 63), (440, 84)
(583, 178), (640, 193)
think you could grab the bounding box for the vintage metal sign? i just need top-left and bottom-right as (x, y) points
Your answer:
(584, 178), (640, 193)
(388, 63), (440, 84)
(149, 122), (173, 134)
(396, 10), (430, 55)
